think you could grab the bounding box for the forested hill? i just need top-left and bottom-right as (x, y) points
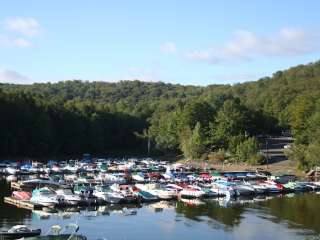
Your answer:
(0, 60), (320, 169)
(0, 81), (207, 116)
(2, 61), (320, 120)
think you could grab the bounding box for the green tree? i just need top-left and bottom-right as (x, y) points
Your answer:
(180, 122), (206, 160)
(236, 137), (262, 165)
(209, 99), (246, 149)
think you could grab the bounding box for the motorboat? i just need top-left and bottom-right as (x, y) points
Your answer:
(93, 185), (124, 204)
(131, 186), (158, 202)
(162, 166), (174, 180)
(73, 183), (97, 203)
(110, 184), (137, 203)
(135, 183), (176, 200)
(0, 225), (41, 240)
(262, 180), (285, 193)
(5, 166), (18, 175)
(132, 172), (147, 182)
(20, 178), (61, 189)
(55, 188), (82, 205)
(232, 181), (255, 196)
(212, 180), (237, 197)
(30, 187), (59, 207)
(21, 223), (86, 240)
(12, 191), (32, 200)
(99, 173), (126, 184)
(179, 185), (205, 199)
(6, 175), (17, 182)
(244, 181), (269, 194)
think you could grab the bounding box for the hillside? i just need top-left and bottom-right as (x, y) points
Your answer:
(0, 60), (320, 169)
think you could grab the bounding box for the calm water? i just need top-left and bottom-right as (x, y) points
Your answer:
(1, 179), (320, 240)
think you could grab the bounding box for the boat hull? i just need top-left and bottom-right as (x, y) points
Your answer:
(0, 229), (41, 240)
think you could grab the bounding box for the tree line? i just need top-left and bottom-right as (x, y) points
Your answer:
(1, 60), (320, 169)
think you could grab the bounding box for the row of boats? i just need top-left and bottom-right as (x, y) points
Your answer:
(11, 177), (320, 208)
(1, 158), (319, 207)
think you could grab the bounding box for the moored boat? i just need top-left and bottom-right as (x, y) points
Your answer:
(0, 225), (41, 240)
(21, 224), (86, 240)
(12, 191), (32, 200)
(30, 187), (59, 207)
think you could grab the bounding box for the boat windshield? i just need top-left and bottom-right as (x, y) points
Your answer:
(62, 189), (73, 195)
(99, 186), (110, 192)
(39, 189), (55, 196)
(8, 225), (31, 233)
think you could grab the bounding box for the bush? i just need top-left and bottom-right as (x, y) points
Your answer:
(207, 149), (227, 163)
(247, 154), (265, 165)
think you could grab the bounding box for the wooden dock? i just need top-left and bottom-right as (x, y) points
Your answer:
(4, 197), (43, 210)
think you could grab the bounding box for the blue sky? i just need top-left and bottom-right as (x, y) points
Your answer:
(0, 0), (319, 86)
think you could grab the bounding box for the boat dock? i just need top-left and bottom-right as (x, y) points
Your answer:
(4, 197), (43, 210)
(10, 181), (23, 190)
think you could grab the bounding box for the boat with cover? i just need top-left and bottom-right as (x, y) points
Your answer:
(12, 191), (32, 200)
(20, 178), (61, 189)
(0, 225), (41, 240)
(21, 224), (86, 240)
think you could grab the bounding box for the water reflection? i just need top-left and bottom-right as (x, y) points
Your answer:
(176, 198), (244, 229)
(255, 193), (320, 234)
(0, 178), (320, 239)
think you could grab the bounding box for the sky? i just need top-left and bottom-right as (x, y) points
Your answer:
(0, 0), (319, 86)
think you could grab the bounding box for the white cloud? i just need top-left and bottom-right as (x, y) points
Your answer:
(185, 28), (318, 64)
(0, 69), (32, 84)
(3, 17), (40, 36)
(160, 42), (177, 54)
(0, 35), (32, 47)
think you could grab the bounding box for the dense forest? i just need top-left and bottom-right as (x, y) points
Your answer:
(1, 60), (320, 169)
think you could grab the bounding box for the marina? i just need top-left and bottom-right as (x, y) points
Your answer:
(1, 157), (320, 239)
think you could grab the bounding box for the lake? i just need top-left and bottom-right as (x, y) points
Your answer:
(0, 178), (320, 240)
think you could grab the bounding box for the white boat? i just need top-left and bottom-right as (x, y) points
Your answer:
(99, 173), (126, 184)
(94, 185), (124, 203)
(212, 180), (237, 197)
(30, 187), (59, 206)
(135, 183), (176, 200)
(245, 181), (269, 194)
(180, 186), (205, 198)
(5, 166), (17, 175)
(55, 188), (81, 205)
(21, 178), (61, 189)
(118, 162), (135, 171)
(110, 184), (137, 203)
(132, 173), (146, 182)
(262, 180), (284, 193)
(63, 165), (79, 173)
(6, 175), (17, 182)
(233, 182), (255, 196)
(162, 166), (174, 180)
(64, 174), (78, 182)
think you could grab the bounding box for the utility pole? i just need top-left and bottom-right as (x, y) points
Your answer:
(265, 139), (269, 169)
(147, 134), (151, 156)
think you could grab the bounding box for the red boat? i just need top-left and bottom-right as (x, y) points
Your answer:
(12, 191), (31, 200)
